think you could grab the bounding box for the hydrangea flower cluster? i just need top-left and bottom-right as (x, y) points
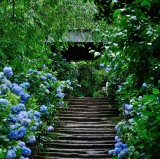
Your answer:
(0, 67), (71, 159)
(56, 87), (65, 98)
(108, 136), (129, 159)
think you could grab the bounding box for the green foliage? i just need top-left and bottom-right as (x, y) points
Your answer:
(93, 0), (160, 158)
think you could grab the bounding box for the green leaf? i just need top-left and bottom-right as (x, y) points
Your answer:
(141, 0), (151, 7)
(152, 88), (159, 95)
(113, 9), (121, 19)
(110, 1), (114, 10)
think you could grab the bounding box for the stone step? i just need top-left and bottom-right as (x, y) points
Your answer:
(35, 152), (111, 158)
(55, 135), (115, 141)
(36, 155), (112, 159)
(68, 102), (110, 105)
(42, 143), (114, 149)
(40, 148), (109, 153)
(57, 117), (111, 122)
(55, 124), (115, 128)
(65, 108), (117, 111)
(55, 127), (115, 131)
(54, 130), (116, 134)
(44, 140), (115, 144)
(57, 113), (117, 118)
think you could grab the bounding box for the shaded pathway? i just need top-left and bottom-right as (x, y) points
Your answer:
(36, 97), (118, 159)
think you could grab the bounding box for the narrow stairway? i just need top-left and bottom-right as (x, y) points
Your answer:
(36, 97), (118, 159)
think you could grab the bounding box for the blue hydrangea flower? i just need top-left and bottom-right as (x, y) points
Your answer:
(18, 141), (26, 148)
(22, 147), (31, 157)
(17, 127), (26, 139)
(100, 63), (105, 68)
(9, 114), (17, 124)
(20, 156), (29, 159)
(0, 98), (9, 106)
(30, 126), (37, 131)
(10, 105), (21, 114)
(20, 82), (30, 89)
(142, 83), (147, 88)
(28, 136), (36, 143)
(124, 104), (133, 111)
(28, 69), (33, 73)
(56, 93), (65, 98)
(51, 77), (56, 82)
(115, 136), (121, 142)
(18, 104), (26, 111)
(17, 111), (28, 121)
(47, 126), (54, 132)
(46, 73), (52, 79)
(40, 76), (47, 81)
(6, 149), (16, 159)
(40, 105), (48, 113)
(128, 118), (134, 123)
(1, 79), (12, 88)
(0, 84), (10, 93)
(58, 101), (64, 106)
(66, 80), (71, 85)
(12, 86), (23, 95)
(8, 130), (18, 140)
(34, 111), (41, 120)
(33, 70), (39, 74)
(12, 83), (18, 87)
(3, 67), (13, 77)
(20, 92), (30, 103)
(57, 87), (62, 93)
(22, 118), (31, 127)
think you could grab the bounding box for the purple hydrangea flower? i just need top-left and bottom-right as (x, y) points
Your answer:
(3, 67), (13, 77)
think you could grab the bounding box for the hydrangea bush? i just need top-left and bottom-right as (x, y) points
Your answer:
(0, 66), (74, 159)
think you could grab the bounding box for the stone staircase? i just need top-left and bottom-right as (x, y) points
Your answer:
(35, 97), (118, 159)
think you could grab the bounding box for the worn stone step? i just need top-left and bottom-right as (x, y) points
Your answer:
(56, 124), (115, 128)
(36, 156), (112, 159)
(54, 130), (116, 134)
(66, 108), (116, 111)
(45, 140), (115, 144)
(56, 135), (115, 141)
(57, 117), (110, 122)
(42, 143), (114, 149)
(35, 152), (111, 158)
(57, 113), (117, 118)
(55, 127), (115, 132)
(40, 148), (108, 153)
